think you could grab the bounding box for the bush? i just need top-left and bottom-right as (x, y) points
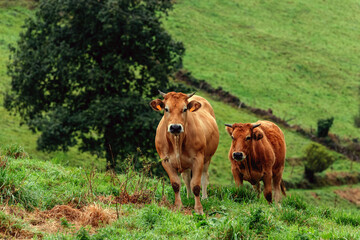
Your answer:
(303, 143), (335, 183)
(317, 117), (334, 138)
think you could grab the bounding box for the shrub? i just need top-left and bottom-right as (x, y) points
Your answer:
(303, 143), (335, 183)
(317, 117), (334, 138)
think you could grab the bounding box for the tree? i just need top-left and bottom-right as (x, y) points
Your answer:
(5, 0), (184, 170)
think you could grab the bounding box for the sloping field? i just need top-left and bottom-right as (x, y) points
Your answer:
(164, 0), (360, 139)
(0, 5), (358, 186)
(1, 155), (360, 239)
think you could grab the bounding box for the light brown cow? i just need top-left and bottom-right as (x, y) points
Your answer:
(150, 91), (219, 214)
(225, 120), (286, 203)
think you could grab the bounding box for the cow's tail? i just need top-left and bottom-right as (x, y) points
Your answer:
(280, 179), (287, 197)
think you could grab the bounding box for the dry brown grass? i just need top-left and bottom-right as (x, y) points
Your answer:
(1, 203), (117, 238)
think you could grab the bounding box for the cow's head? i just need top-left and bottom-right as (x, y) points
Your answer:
(150, 91), (201, 135)
(225, 122), (262, 161)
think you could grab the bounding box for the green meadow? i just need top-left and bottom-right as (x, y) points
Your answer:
(164, 0), (360, 139)
(1, 1), (360, 238)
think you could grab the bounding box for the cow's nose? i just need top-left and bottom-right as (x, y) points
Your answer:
(169, 124), (183, 134)
(233, 152), (244, 161)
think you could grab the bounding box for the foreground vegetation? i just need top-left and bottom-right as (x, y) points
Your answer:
(1, 152), (360, 239)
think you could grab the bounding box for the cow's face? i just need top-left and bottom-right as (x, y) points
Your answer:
(225, 123), (262, 161)
(150, 91), (201, 135)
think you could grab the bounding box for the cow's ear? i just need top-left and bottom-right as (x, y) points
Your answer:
(187, 100), (201, 112)
(225, 126), (233, 136)
(149, 99), (165, 111)
(252, 129), (263, 141)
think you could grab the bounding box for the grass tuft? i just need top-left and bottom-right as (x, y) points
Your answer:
(282, 195), (307, 211)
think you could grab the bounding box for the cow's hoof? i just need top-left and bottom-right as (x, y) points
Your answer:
(174, 203), (182, 211)
(194, 207), (204, 215)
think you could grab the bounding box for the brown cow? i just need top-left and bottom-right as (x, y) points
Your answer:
(225, 120), (286, 203)
(150, 91), (219, 214)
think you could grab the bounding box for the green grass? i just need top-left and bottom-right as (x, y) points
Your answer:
(1, 155), (360, 239)
(164, 0), (360, 139)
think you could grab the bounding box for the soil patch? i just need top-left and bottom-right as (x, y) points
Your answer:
(334, 188), (360, 206)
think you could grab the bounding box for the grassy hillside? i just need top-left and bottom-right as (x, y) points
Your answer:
(164, 0), (360, 139)
(1, 154), (360, 239)
(0, 5), (358, 186)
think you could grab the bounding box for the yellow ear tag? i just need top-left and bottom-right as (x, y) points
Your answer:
(156, 105), (162, 111)
(190, 106), (196, 112)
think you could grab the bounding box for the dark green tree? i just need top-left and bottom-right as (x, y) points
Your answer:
(5, 0), (184, 170)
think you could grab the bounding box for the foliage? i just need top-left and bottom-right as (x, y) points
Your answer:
(5, 0), (184, 170)
(317, 117), (334, 138)
(303, 143), (335, 183)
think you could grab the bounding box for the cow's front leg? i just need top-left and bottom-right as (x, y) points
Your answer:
(263, 171), (273, 204)
(191, 155), (205, 214)
(162, 160), (182, 210)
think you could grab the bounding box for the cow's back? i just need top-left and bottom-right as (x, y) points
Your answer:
(188, 95), (216, 118)
(187, 95), (219, 158)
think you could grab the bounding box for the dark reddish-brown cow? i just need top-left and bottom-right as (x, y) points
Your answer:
(225, 120), (286, 203)
(150, 91), (219, 214)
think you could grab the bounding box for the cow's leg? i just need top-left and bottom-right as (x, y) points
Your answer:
(231, 164), (243, 187)
(272, 169), (284, 203)
(263, 171), (273, 204)
(191, 156), (204, 214)
(181, 169), (192, 198)
(162, 161), (182, 210)
(252, 182), (261, 198)
(201, 161), (210, 199)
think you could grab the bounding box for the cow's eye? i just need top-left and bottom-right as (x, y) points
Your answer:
(231, 136), (234, 140)
(183, 108), (187, 112)
(165, 107), (169, 112)
(246, 136), (251, 141)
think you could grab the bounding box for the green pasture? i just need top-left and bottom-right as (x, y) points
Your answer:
(1, 155), (360, 239)
(0, 5), (359, 186)
(164, 0), (360, 139)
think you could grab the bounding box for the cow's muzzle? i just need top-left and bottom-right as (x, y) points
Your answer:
(233, 152), (245, 161)
(168, 124), (184, 135)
